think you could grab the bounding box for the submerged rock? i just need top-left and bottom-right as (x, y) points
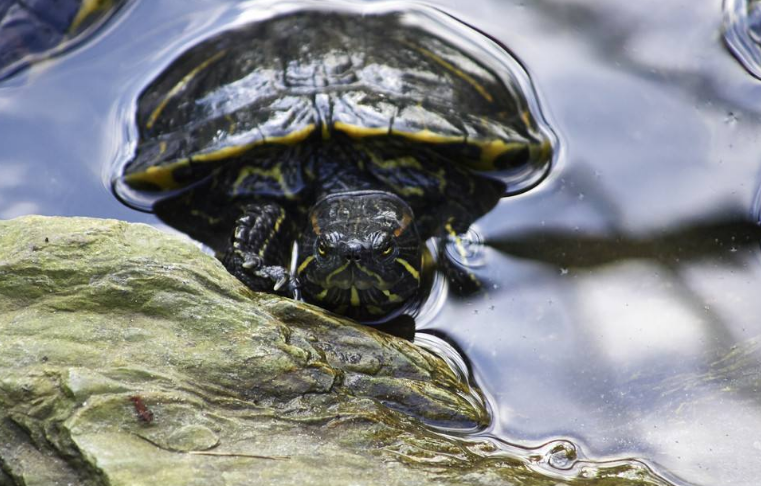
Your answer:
(0, 216), (668, 485)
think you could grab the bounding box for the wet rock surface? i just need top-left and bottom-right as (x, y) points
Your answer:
(0, 216), (667, 485)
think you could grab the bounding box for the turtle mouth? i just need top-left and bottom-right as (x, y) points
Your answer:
(321, 262), (396, 291)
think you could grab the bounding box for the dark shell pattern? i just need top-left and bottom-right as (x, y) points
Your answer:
(121, 8), (553, 198)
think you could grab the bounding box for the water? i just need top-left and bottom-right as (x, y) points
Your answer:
(2, 1), (761, 485)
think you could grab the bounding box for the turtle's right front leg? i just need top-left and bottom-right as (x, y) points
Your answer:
(222, 202), (298, 296)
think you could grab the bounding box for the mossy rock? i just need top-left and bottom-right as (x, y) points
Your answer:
(0, 216), (667, 485)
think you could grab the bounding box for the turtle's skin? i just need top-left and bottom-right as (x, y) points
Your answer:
(0, 0), (127, 80)
(118, 8), (552, 322)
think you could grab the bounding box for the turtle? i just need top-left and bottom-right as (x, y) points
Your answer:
(0, 0), (128, 81)
(116, 7), (553, 322)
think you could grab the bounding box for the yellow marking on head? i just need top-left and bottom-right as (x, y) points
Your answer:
(355, 263), (385, 286)
(334, 122), (389, 138)
(297, 255), (315, 275)
(405, 43), (494, 103)
(321, 122), (331, 140)
(350, 286), (360, 307)
(68, 0), (111, 34)
(395, 258), (420, 282)
(146, 50), (228, 130)
(325, 261), (351, 286)
(233, 165), (294, 199)
(123, 160), (189, 190)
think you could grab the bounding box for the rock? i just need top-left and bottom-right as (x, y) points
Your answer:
(0, 216), (668, 485)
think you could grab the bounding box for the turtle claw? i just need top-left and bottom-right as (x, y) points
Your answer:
(272, 272), (300, 298)
(242, 254), (261, 270)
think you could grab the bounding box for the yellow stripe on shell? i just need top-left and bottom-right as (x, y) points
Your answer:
(68, 0), (111, 34)
(336, 121), (552, 174)
(124, 124), (317, 191)
(403, 42), (494, 103)
(395, 258), (420, 282)
(474, 140), (529, 169)
(391, 128), (465, 144)
(472, 137), (553, 170)
(315, 288), (328, 301)
(190, 124), (316, 163)
(123, 160), (189, 190)
(333, 122), (389, 138)
(335, 122), (466, 145)
(146, 50), (228, 130)
(532, 138), (553, 163)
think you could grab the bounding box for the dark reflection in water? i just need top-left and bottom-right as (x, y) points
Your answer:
(491, 214), (761, 270)
(2, 0), (761, 485)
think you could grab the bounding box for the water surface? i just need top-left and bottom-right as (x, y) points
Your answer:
(1, 1), (760, 485)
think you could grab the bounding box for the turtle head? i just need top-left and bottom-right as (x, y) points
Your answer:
(296, 191), (422, 322)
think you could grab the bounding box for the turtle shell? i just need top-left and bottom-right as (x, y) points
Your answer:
(120, 7), (553, 201)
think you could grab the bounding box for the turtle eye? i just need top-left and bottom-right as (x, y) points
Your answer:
(317, 241), (328, 257)
(380, 241), (393, 256)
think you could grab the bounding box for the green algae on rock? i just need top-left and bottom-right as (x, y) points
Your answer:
(0, 216), (670, 485)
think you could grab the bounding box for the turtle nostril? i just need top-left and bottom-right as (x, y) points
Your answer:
(342, 242), (363, 262)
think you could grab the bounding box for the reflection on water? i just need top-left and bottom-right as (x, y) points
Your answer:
(0, 0), (130, 80)
(725, 0), (761, 79)
(2, 0), (761, 485)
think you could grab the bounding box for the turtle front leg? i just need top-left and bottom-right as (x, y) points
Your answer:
(222, 202), (299, 297)
(437, 217), (484, 295)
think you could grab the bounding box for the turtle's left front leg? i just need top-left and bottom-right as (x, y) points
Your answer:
(222, 201), (299, 296)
